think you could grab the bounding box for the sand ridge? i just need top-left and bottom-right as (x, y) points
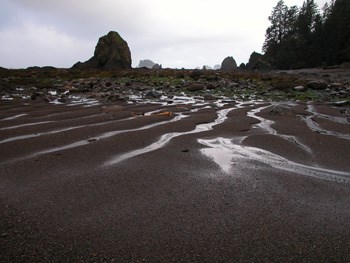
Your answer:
(1, 99), (350, 261)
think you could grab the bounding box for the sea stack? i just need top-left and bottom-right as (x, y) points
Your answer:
(73, 31), (132, 70)
(220, 56), (237, 71)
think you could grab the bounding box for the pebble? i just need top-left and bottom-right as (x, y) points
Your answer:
(145, 90), (161, 99)
(307, 80), (327, 90)
(294, 85), (306, 91)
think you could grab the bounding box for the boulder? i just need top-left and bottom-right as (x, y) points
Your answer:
(189, 69), (202, 79)
(107, 94), (121, 102)
(186, 83), (205, 92)
(206, 83), (216, 90)
(307, 80), (327, 90)
(332, 100), (349, 107)
(205, 74), (219, 82)
(145, 90), (161, 99)
(73, 31), (131, 70)
(203, 94), (218, 100)
(220, 56), (237, 71)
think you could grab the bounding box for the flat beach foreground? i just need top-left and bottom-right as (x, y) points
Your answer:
(1, 98), (350, 261)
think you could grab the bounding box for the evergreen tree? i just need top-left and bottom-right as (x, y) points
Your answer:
(263, 0), (297, 53)
(295, 0), (322, 67)
(322, 0), (350, 64)
(263, 0), (299, 69)
(296, 0), (319, 38)
(262, 0), (350, 69)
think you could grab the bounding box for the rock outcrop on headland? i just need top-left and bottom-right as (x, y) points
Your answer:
(246, 52), (273, 70)
(73, 31), (131, 70)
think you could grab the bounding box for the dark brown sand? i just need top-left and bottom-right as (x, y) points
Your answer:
(1, 100), (350, 262)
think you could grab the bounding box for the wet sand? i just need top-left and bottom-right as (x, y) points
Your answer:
(1, 99), (350, 262)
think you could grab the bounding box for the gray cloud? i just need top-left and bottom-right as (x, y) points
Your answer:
(0, 0), (331, 69)
(8, 0), (152, 38)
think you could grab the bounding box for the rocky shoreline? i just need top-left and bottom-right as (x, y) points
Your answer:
(1, 67), (349, 107)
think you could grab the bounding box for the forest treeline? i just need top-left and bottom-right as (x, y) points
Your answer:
(262, 0), (350, 69)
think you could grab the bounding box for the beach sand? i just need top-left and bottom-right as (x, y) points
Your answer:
(1, 99), (350, 262)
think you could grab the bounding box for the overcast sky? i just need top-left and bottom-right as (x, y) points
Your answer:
(0, 0), (328, 69)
